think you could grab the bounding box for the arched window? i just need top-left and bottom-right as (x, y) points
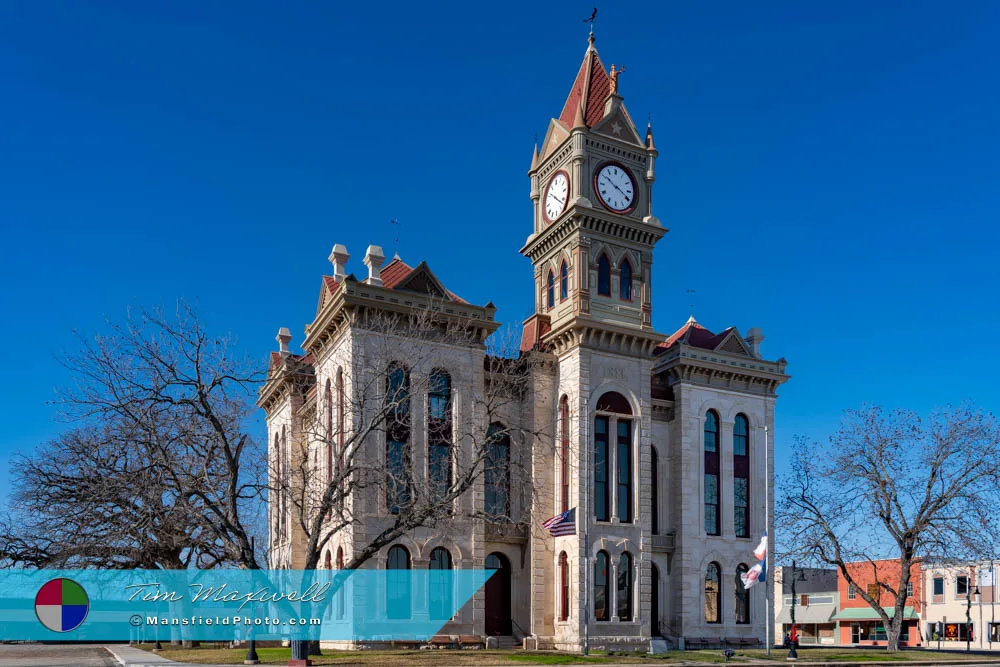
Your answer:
(280, 426), (288, 540)
(560, 395), (570, 513)
(594, 391), (633, 523)
(547, 270), (555, 309)
(620, 258), (633, 301)
(386, 364), (411, 514)
(485, 423), (511, 521)
(559, 552), (570, 621)
(429, 547), (453, 620)
(704, 410), (720, 536)
(618, 552), (634, 621)
(735, 563), (750, 624)
(337, 368), (345, 479)
(705, 562), (721, 623)
(560, 260), (569, 301)
(651, 446), (660, 535)
(273, 432), (281, 539)
(386, 545), (411, 619)
(428, 370), (452, 504)
(734, 414), (750, 538)
(595, 550), (610, 621)
(336, 546), (345, 619)
(597, 254), (611, 296)
(325, 379), (334, 483)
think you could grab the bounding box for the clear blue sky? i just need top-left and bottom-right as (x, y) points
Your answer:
(2, 1), (999, 503)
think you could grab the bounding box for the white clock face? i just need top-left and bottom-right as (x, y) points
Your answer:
(544, 172), (569, 222)
(595, 163), (636, 212)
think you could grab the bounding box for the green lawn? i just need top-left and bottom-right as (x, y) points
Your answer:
(134, 644), (1000, 666)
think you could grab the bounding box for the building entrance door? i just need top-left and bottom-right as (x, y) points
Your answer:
(485, 552), (512, 636)
(851, 623), (861, 643)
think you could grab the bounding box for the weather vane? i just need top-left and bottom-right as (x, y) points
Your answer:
(686, 288), (697, 316)
(583, 7), (597, 36)
(390, 218), (401, 259)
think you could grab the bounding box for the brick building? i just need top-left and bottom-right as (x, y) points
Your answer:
(831, 559), (922, 646)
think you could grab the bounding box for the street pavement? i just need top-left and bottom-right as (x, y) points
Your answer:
(5, 644), (1000, 667)
(0, 644), (118, 667)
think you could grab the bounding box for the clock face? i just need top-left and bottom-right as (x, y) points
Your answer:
(544, 171), (570, 222)
(594, 163), (636, 212)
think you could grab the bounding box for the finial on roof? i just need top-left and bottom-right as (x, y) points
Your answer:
(645, 119), (656, 151)
(393, 251), (401, 261)
(686, 314), (697, 326)
(530, 141), (539, 170)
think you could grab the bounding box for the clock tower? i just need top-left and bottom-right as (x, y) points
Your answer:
(521, 33), (666, 350)
(521, 33), (670, 651)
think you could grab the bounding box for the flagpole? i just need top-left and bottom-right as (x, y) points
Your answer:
(765, 424), (771, 657)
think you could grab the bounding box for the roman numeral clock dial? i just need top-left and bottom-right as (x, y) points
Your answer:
(544, 171), (569, 223)
(595, 162), (636, 213)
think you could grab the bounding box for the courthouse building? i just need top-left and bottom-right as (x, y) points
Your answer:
(260, 34), (789, 651)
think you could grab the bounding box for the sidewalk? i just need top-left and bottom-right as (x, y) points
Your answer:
(104, 645), (189, 667)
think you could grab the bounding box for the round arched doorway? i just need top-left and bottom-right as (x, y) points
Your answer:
(484, 552), (512, 636)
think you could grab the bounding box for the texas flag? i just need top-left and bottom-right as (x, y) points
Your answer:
(753, 532), (768, 561)
(741, 557), (768, 589)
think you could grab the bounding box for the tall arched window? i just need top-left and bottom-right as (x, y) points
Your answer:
(337, 368), (345, 480)
(617, 552), (634, 621)
(273, 432), (281, 539)
(386, 546), (411, 619)
(651, 446), (660, 535)
(595, 550), (610, 621)
(547, 270), (555, 309)
(559, 552), (569, 621)
(560, 395), (570, 513)
(485, 423), (511, 521)
(597, 254), (611, 296)
(386, 364), (411, 514)
(734, 414), (750, 538)
(560, 260), (569, 301)
(705, 562), (721, 623)
(735, 563), (750, 624)
(620, 258), (633, 301)
(704, 411), (720, 536)
(336, 546), (345, 619)
(325, 379), (333, 483)
(428, 369), (452, 504)
(429, 547), (452, 620)
(280, 426), (288, 540)
(595, 391), (632, 523)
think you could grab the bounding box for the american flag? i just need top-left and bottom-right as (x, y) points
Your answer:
(542, 508), (576, 537)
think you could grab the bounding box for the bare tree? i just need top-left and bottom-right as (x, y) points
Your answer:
(779, 404), (1000, 651)
(1, 303), (269, 573)
(0, 424), (219, 569)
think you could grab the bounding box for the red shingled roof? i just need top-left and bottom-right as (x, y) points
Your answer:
(379, 257), (467, 303)
(558, 42), (612, 129)
(657, 317), (736, 354)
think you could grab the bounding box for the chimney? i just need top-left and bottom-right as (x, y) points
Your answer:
(329, 244), (350, 283)
(276, 327), (292, 358)
(363, 244), (385, 286)
(745, 327), (764, 358)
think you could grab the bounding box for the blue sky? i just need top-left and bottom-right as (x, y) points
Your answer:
(2, 1), (999, 504)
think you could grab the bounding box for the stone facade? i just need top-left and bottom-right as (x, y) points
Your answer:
(259, 35), (789, 652)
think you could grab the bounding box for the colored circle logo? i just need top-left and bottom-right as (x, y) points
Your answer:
(34, 578), (89, 633)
